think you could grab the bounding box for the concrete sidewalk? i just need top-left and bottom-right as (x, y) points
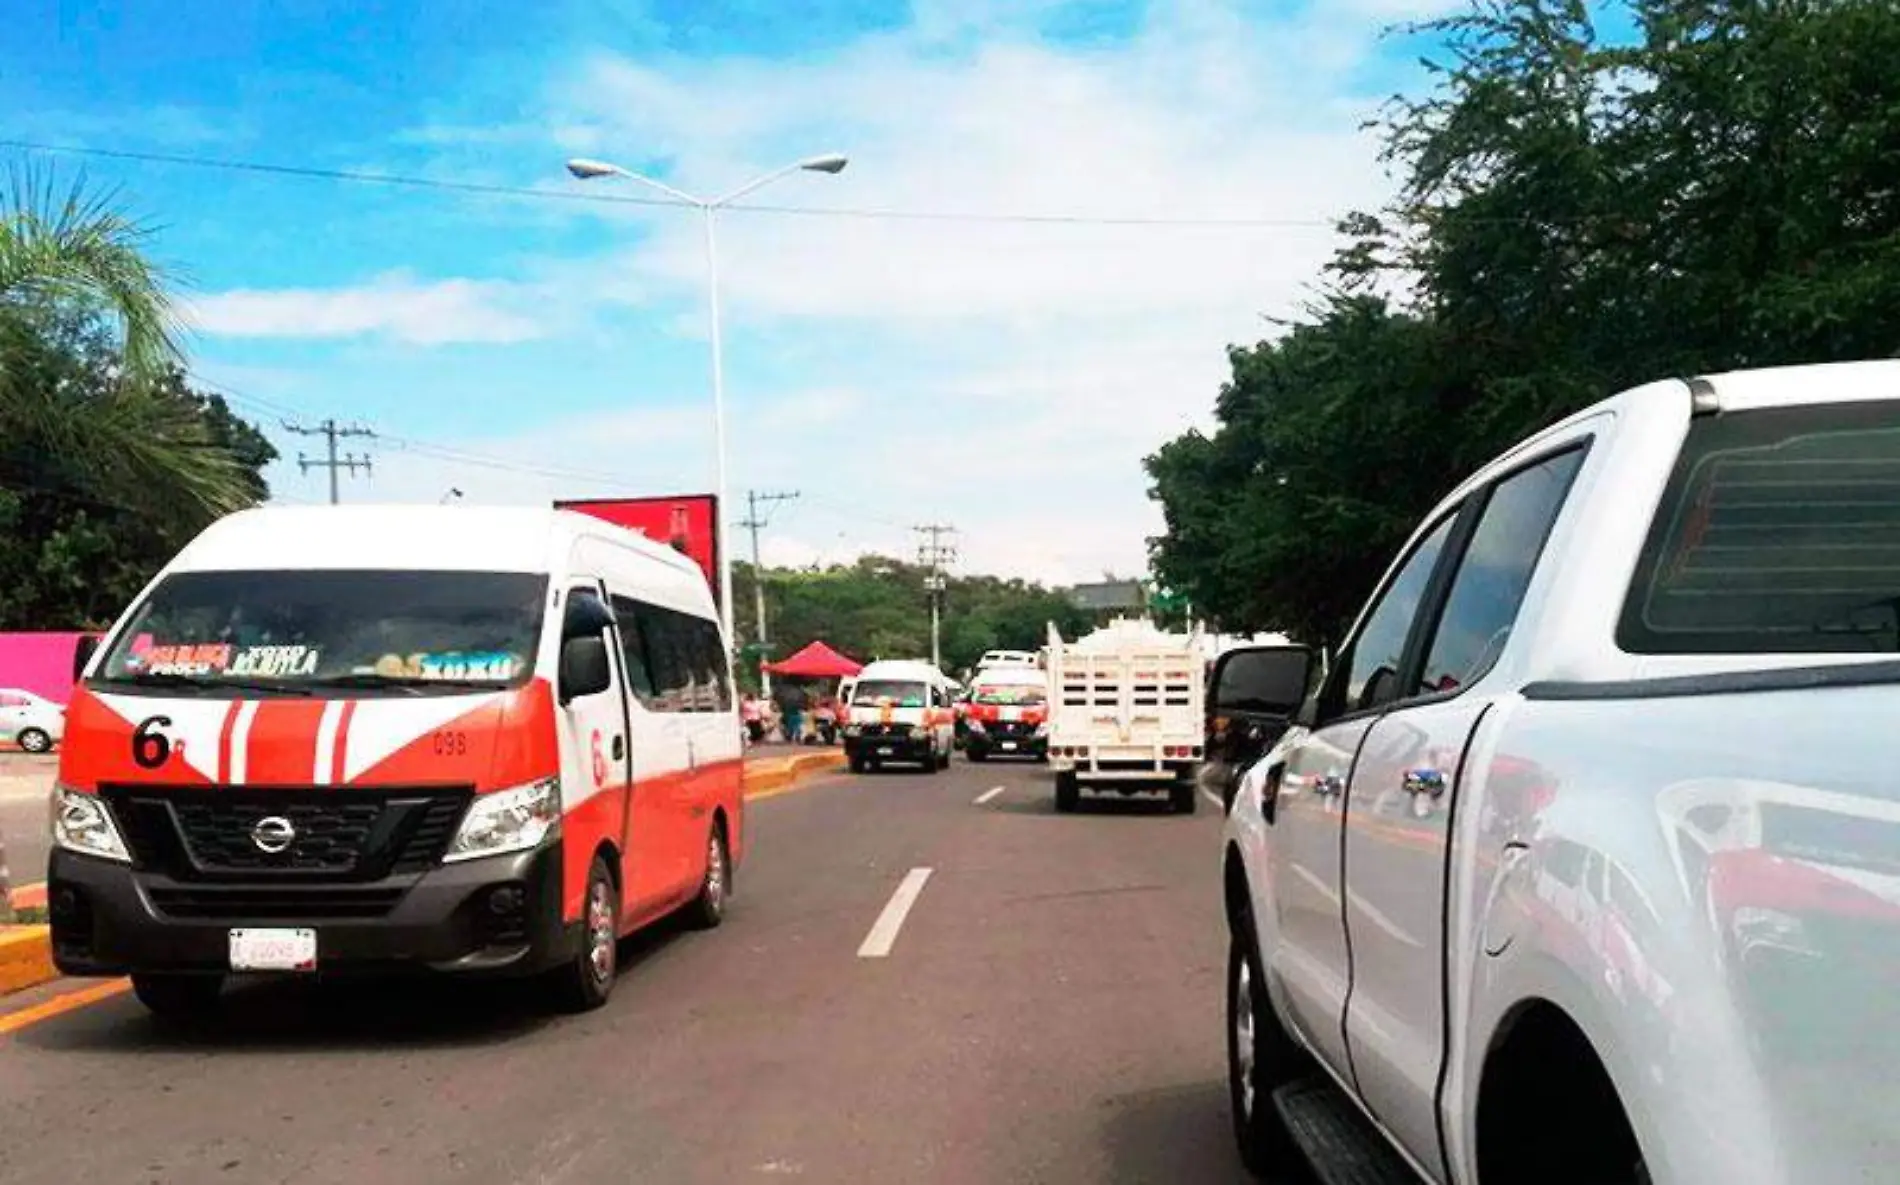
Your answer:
(0, 748), (846, 998)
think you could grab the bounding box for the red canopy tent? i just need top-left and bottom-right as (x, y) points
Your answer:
(761, 641), (863, 678)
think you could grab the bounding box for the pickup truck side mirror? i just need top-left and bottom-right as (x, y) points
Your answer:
(558, 591), (618, 704)
(73, 634), (101, 684)
(1206, 645), (1317, 807)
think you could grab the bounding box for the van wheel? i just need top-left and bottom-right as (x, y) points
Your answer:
(15, 728), (51, 754)
(938, 747), (953, 771)
(683, 824), (730, 930)
(968, 746), (988, 763)
(849, 752), (868, 774)
(551, 856), (618, 1013)
(914, 743), (938, 774)
(132, 972), (223, 1020)
(1055, 771), (1079, 813)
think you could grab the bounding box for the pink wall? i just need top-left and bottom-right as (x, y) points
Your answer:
(0, 632), (91, 705)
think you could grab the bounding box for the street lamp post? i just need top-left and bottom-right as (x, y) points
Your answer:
(564, 152), (848, 649)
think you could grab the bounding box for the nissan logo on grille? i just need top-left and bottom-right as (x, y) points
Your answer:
(250, 815), (297, 855)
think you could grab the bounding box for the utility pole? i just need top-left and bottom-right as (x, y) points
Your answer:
(914, 523), (959, 671)
(284, 419), (375, 504)
(740, 489), (799, 696)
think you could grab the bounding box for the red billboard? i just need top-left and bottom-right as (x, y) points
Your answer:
(556, 494), (723, 608)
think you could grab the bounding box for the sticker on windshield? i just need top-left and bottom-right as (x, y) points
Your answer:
(227, 645), (320, 678)
(369, 650), (520, 681)
(131, 642), (233, 676)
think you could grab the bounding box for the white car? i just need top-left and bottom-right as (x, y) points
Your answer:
(0, 688), (65, 753)
(1219, 362), (1900, 1185)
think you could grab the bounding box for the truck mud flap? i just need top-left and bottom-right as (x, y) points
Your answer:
(1272, 1077), (1417, 1185)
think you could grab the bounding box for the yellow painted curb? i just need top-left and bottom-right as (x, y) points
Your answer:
(0, 925), (55, 996)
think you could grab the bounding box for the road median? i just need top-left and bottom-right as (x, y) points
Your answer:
(1, 750), (847, 1000)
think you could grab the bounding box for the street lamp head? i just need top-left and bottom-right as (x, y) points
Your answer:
(799, 154), (849, 175)
(566, 158), (623, 180)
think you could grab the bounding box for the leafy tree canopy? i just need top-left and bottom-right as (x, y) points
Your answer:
(1149, 0), (1900, 646)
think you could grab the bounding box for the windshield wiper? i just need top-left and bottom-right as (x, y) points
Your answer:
(107, 671), (312, 696)
(310, 673), (505, 694)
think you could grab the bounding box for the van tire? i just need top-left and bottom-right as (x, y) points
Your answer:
(132, 972), (223, 1020)
(849, 752), (868, 774)
(914, 742), (938, 774)
(683, 824), (730, 930)
(551, 856), (618, 1013)
(1055, 771), (1080, 813)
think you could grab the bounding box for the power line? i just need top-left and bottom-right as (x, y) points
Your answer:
(0, 137), (1350, 230)
(284, 418), (374, 504)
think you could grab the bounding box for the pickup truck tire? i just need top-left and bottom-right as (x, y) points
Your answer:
(1227, 932), (1301, 1175)
(1055, 770), (1079, 813)
(1170, 782), (1197, 814)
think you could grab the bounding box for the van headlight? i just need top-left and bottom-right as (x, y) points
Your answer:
(445, 778), (561, 863)
(51, 785), (131, 863)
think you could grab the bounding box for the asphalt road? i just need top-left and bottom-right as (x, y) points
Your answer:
(0, 754), (53, 893)
(0, 757), (1297, 1185)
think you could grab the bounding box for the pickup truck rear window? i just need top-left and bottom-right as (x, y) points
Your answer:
(1618, 401), (1900, 654)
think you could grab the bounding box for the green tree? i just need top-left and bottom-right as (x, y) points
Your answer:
(0, 309), (277, 629)
(1149, 0), (1900, 644)
(1, 169), (256, 521)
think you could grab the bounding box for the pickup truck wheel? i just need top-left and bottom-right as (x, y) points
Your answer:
(1228, 932), (1300, 1174)
(1055, 771), (1079, 813)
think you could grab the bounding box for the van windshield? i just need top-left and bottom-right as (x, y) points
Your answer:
(851, 680), (927, 708)
(92, 570), (548, 693)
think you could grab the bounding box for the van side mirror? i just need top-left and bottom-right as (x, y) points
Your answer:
(73, 634), (101, 683)
(559, 637), (613, 704)
(561, 590), (617, 641)
(558, 591), (617, 704)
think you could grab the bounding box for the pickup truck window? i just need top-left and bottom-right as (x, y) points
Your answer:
(1416, 448), (1585, 694)
(1327, 512), (1458, 719)
(1619, 401), (1900, 654)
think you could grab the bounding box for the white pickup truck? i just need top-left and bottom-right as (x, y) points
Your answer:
(1217, 362), (1900, 1185)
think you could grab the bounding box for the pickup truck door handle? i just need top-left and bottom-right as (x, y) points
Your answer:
(1313, 773), (1345, 798)
(1403, 767), (1447, 798)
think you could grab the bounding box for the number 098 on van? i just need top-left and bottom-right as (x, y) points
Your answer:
(47, 506), (744, 1016)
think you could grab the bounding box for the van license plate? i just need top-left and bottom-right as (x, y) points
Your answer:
(229, 928), (317, 972)
(878, 745), (895, 756)
(999, 741), (1018, 751)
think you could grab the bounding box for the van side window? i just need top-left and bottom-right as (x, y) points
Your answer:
(636, 605), (692, 712)
(624, 601), (729, 713)
(608, 594), (658, 704)
(685, 616), (733, 712)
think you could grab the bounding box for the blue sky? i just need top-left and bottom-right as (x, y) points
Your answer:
(5, 0), (1488, 581)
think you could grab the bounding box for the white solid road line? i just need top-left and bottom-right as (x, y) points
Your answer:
(974, 785), (1006, 805)
(857, 867), (934, 959)
(1201, 787), (1224, 811)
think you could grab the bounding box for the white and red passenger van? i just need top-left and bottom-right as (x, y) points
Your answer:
(48, 505), (743, 1016)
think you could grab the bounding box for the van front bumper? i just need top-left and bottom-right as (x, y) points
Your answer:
(47, 843), (577, 979)
(845, 733), (933, 762)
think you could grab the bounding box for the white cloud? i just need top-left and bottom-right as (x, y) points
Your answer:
(189, 271), (547, 345)
(284, 0), (1421, 583)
